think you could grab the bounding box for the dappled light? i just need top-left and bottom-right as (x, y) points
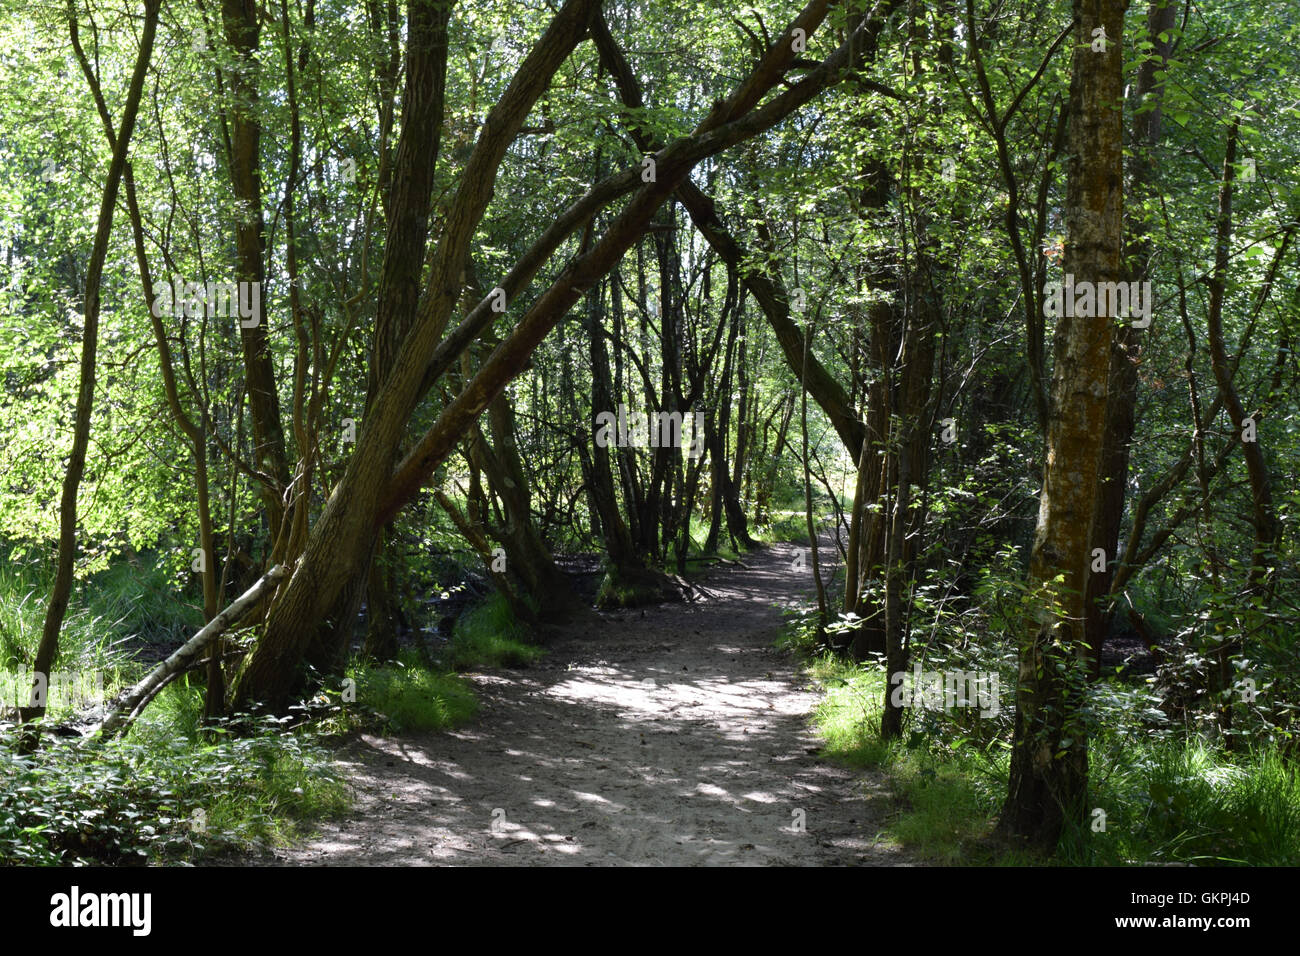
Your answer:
(262, 544), (905, 867)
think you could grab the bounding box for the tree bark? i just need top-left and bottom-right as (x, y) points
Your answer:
(1084, 0), (1178, 679)
(221, 0), (291, 546)
(1000, 0), (1124, 852)
(358, 0), (453, 663)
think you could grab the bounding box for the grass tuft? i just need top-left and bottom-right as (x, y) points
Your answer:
(348, 650), (479, 733)
(442, 592), (543, 669)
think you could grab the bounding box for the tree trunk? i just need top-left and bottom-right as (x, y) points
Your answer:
(360, 0), (452, 661)
(222, 0), (291, 547)
(1001, 0), (1124, 852)
(23, 0), (161, 743)
(1084, 0), (1178, 679)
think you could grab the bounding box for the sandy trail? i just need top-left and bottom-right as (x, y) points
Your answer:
(264, 542), (910, 866)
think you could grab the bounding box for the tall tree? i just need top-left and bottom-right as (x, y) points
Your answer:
(221, 0), (291, 547)
(1000, 0), (1125, 851)
(24, 0), (162, 737)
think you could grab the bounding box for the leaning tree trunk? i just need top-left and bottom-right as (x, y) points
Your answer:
(93, 567), (285, 740)
(69, 6), (223, 715)
(235, 0), (859, 709)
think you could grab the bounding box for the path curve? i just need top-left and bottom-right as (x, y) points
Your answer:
(267, 542), (910, 866)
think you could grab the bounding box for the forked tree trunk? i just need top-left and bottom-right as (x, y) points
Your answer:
(484, 395), (573, 608)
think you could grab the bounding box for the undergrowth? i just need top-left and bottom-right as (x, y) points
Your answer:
(0, 551), (507, 865)
(345, 649), (479, 733)
(784, 606), (1300, 866)
(439, 591), (542, 669)
(0, 679), (350, 865)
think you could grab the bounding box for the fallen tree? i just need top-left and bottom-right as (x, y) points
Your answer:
(90, 566), (286, 740)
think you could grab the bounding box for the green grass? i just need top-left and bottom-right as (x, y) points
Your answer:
(348, 649), (479, 733)
(753, 510), (812, 546)
(887, 754), (1007, 863)
(442, 592), (543, 669)
(806, 651), (1006, 861)
(686, 512), (748, 559)
(0, 550), (200, 686)
(1069, 738), (1300, 866)
(808, 653), (890, 766)
(0, 551), (205, 727)
(594, 574), (645, 609)
(0, 562), (128, 679)
(796, 629), (1300, 866)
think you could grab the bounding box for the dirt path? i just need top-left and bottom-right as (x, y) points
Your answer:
(266, 542), (911, 866)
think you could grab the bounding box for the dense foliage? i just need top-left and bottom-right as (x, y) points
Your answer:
(0, 0), (1295, 863)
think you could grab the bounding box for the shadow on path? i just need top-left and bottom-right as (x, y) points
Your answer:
(261, 542), (912, 866)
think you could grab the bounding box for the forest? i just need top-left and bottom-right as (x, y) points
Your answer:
(0, 0), (1296, 871)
